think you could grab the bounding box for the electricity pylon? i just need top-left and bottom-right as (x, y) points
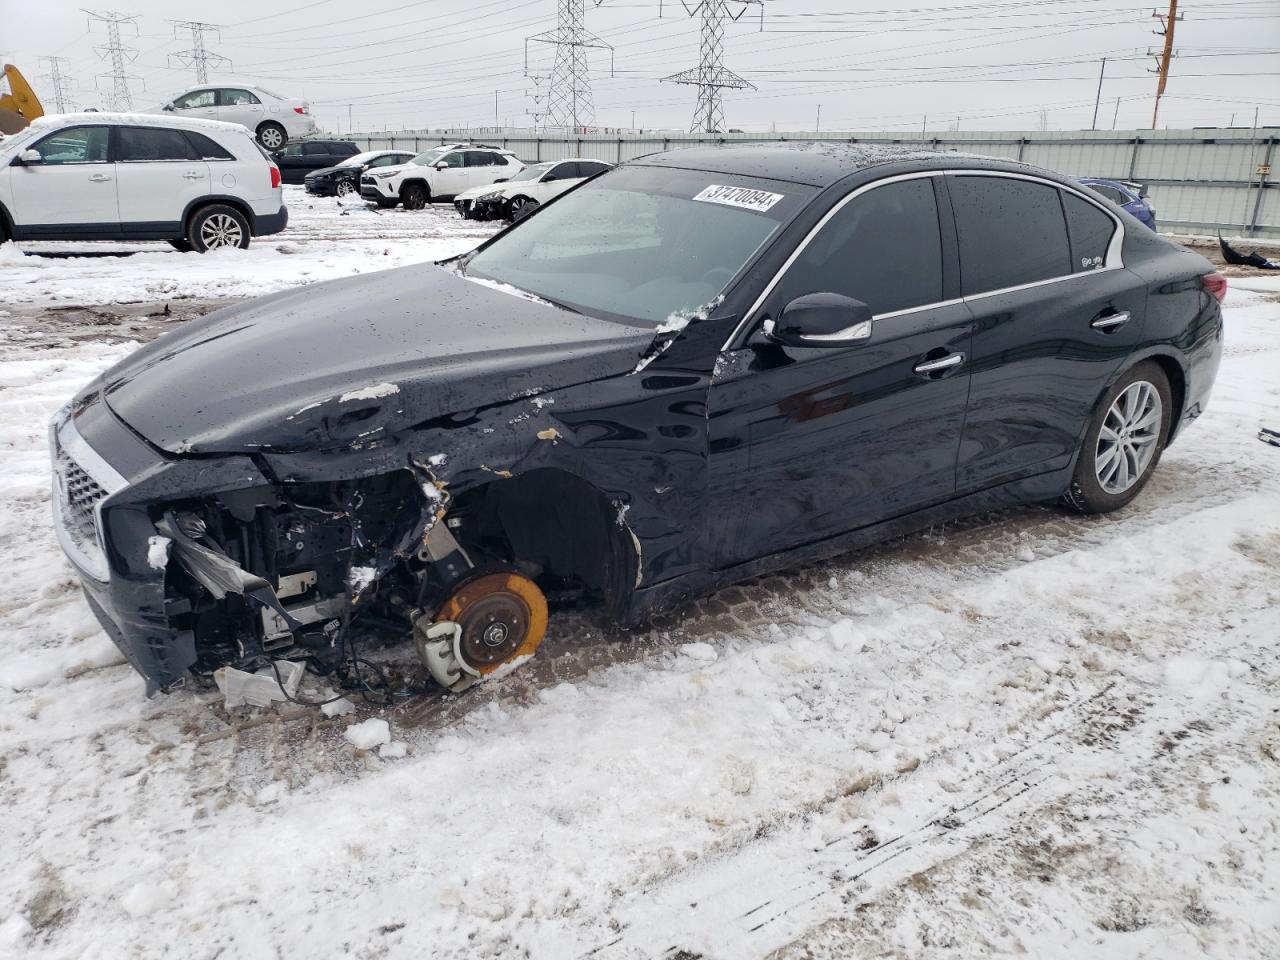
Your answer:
(85, 10), (143, 111)
(169, 21), (231, 85)
(38, 56), (76, 113)
(662, 0), (763, 134)
(525, 0), (614, 131)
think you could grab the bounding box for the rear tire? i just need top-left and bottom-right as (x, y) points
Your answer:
(401, 183), (428, 210)
(256, 122), (287, 151)
(335, 179), (355, 198)
(1063, 361), (1172, 514)
(188, 204), (252, 253)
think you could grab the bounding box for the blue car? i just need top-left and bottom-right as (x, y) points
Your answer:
(1077, 178), (1157, 231)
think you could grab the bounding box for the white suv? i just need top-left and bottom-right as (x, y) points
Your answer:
(0, 113), (287, 252)
(360, 143), (523, 209)
(152, 84), (316, 150)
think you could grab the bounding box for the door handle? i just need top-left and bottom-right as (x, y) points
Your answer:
(913, 352), (966, 376)
(88, 174), (113, 182)
(183, 171), (203, 180)
(1091, 310), (1130, 331)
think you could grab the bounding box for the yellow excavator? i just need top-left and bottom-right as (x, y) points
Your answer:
(0, 64), (45, 135)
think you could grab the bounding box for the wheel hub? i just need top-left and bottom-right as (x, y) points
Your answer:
(414, 572), (549, 691)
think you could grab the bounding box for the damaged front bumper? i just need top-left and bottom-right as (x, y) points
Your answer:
(49, 396), (448, 696)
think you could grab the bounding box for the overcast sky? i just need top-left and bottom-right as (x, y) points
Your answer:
(3, 0), (1278, 134)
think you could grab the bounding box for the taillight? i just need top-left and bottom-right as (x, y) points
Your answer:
(294, 105), (308, 115)
(269, 164), (281, 189)
(1202, 272), (1228, 303)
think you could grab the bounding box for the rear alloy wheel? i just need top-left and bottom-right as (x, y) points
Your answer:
(508, 196), (538, 221)
(1064, 362), (1172, 514)
(335, 179), (355, 198)
(414, 572), (549, 693)
(401, 183), (428, 210)
(188, 205), (251, 253)
(256, 122), (286, 150)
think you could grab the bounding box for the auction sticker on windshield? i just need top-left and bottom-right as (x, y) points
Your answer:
(693, 184), (784, 213)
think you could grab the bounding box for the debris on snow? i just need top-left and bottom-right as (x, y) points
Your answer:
(379, 741), (409, 760)
(321, 696), (356, 718)
(345, 717), (391, 750)
(214, 661), (304, 708)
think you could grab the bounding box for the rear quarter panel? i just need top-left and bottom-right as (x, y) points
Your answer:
(1119, 227), (1223, 440)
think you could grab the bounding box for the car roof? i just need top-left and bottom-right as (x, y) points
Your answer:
(24, 112), (249, 136)
(630, 141), (981, 187)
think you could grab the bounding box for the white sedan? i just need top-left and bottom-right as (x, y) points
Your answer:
(454, 159), (613, 221)
(151, 84), (316, 150)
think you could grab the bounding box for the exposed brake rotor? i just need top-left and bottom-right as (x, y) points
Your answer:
(414, 572), (548, 693)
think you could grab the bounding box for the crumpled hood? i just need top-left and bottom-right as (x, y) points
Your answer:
(100, 265), (654, 455)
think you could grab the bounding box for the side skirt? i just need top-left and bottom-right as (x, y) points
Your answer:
(625, 467), (1072, 625)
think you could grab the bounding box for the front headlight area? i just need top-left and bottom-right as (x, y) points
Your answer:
(152, 470), (437, 679)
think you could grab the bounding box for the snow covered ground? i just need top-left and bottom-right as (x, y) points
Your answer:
(1, 185), (499, 305)
(0, 196), (1277, 959)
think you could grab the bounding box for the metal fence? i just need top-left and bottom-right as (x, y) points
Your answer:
(347, 128), (1279, 238)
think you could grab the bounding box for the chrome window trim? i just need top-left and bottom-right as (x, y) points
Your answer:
(722, 167), (1126, 352)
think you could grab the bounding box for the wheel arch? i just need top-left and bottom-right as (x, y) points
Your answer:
(450, 467), (640, 619)
(399, 177), (430, 198)
(183, 195), (257, 235)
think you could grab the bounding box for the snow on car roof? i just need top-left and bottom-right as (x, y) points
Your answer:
(23, 112), (250, 135)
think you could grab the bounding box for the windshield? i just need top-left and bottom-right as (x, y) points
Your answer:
(411, 147), (450, 166)
(338, 150), (385, 168)
(509, 162), (552, 183)
(464, 165), (813, 326)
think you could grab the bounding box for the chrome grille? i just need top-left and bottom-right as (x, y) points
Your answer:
(57, 449), (107, 547)
(49, 411), (125, 583)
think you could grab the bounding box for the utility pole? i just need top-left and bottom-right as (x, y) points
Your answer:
(1148, 0), (1182, 129)
(526, 0), (614, 131)
(815, 104), (821, 134)
(662, 0), (764, 135)
(348, 103), (353, 134)
(169, 21), (230, 85)
(494, 90), (499, 129)
(1112, 96), (1121, 129)
(38, 55), (75, 113)
(1091, 57), (1107, 130)
(86, 10), (143, 112)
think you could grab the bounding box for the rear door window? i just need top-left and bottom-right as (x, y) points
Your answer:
(185, 131), (234, 160)
(303, 142), (332, 156)
(464, 150), (496, 167)
(1062, 192), (1116, 272)
(116, 127), (196, 162)
(578, 161), (609, 177)
(949, 175), (1072, 295)
(220, 88), (261, 106)
(775, 176), (945, 316)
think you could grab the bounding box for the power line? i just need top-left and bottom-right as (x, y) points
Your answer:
(169, 21), (231, 84)
(85, 9), (144, 111)
(662, 0), (764, 133)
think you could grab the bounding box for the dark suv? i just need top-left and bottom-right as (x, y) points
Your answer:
(271, 139), (360, 184)
(50, 144), (1224, 696)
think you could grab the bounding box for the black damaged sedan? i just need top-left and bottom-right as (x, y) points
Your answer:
(50, 144), (1224, 695)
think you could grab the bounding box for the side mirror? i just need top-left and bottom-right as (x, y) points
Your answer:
(493, 177), (509, 183)
(768, 293), (874, 347)
(17, 148), (42, 165)
(162, 103), (175, 112)
(435, 161), (449, 170)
